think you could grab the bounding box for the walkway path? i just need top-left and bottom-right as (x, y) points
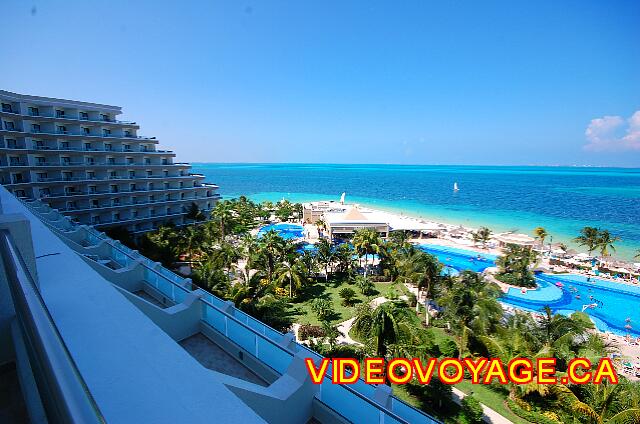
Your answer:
(451, 388), (512, 424)
(336, 317), (362, 346)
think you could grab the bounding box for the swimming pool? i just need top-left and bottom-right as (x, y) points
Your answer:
(257, 223), (305, 240)
(417, 244), (640, 337)
(501, 273), (640, 337)
(417, 244), (497, 273)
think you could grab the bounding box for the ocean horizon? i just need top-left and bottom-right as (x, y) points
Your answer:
(192, 163), (640, 260)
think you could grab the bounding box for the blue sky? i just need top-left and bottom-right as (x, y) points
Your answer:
(4, 0), (640, 166)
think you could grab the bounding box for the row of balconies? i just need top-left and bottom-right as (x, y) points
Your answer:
(40, 182), (218, 198)
(2, 173), (205, 186)
(55, 195), (210, 213)
(1, 102), (132, 124)
(86, 209), (201, 226)
(1, 142), (168, 154)
(2, 158), (181, 167)
(38, 185), (215, 199)
(1, 123), (154, 140)
(45, 188), (216, 201)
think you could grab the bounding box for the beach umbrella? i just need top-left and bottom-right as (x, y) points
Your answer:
(624, 361), (633, 368)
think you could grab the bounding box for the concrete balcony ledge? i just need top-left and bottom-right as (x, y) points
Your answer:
(0, 186), (266, 423)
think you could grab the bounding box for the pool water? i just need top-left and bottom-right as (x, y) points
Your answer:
(416, 244), (640, 337)
(293, 239), (640, 335)
(417, 244), (497, 273)
(501, 273), (640, 337)
(258, 223), (305, 240)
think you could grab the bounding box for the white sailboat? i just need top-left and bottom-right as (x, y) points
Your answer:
(453, 182), (459, 192)
(340, 192), (346, 204)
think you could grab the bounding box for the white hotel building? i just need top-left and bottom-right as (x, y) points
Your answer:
(0, 90), (219, 233)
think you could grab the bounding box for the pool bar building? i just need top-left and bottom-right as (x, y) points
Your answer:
(0, 185), (439, 423)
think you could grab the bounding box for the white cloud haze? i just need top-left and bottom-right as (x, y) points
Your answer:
(584, 110), (640, 152)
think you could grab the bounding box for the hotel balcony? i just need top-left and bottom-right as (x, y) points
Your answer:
(0, 144), (174, 154)
(0, 186), (440, 423)
(0, 127), (157, 142)
(0, 108), (139, 127)
(38, 185), (218, 200)
(4, 173), (206, 187)
(1, 161), (189, 169)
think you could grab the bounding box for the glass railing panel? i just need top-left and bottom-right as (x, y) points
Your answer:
(207, 294), (226, 309)
(226, 318), (256, 353)
(391, 398), (438, 424)
(263, 326), (283, 342)
(143, 268), (156, 287)
(255, 337), (292, 375)
(233, 310), (251, 325)
(202, 303), (226, 334)
(156, 276), (173, 300)
(246, 315), (268, 334)
(320, 380), (381, 424)
(173, 286), (188, 303)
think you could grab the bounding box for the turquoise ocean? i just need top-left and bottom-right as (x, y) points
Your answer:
(192, 164), (640, 260)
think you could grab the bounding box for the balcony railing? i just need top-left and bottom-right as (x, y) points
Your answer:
(25, 145), (171, 154)
(0, 230), (105, 423)
(57, 197), (200, 213)
(39, 185), (216, 199)
(12, 174), (198, 185)
(1, 109), (137, 125)
(0, 126), (156, 140)
(18, 200), (439, 424)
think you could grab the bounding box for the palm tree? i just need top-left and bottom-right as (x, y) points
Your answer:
(534, 306), (594, 363)
(352, 301), (415, 358)
(472, 227), (492, 249)
(496, 243), (537, 287)
(230, 269), (271, 308)
(398, 250), (442, 326)
(636, 250), (640, 259)
(555, 380), (640, 423)
(299, 250), (318, 277)
(257, 230), (286, 282)
(575, 226), (600, 256)
(274, 258), (307, 298)
(439, 271), (502, 358)
(353, 274), (374, 295)
(597, 230), (620, 258)
(389, 230), (412, 249)
(177, 225), (204, 261)
(533, 227), (548, 251)
(315, 238), (334, 283)
(212, 241), (240, 276)
(191, 256), (230, 297)
(211, 200), (234, 240)
(185, 202), (205, 221)
(352, 228), (382, 276)
(334, 243), (356, 276)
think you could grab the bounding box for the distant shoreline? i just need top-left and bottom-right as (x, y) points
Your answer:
(221, 192), (639, 262)
(192, 162), (640, 170)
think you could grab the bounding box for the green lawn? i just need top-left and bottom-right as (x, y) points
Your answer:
(456, 381), (529, 424)
(289, 277), (405, 326)
(291, 278), (526, 423)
